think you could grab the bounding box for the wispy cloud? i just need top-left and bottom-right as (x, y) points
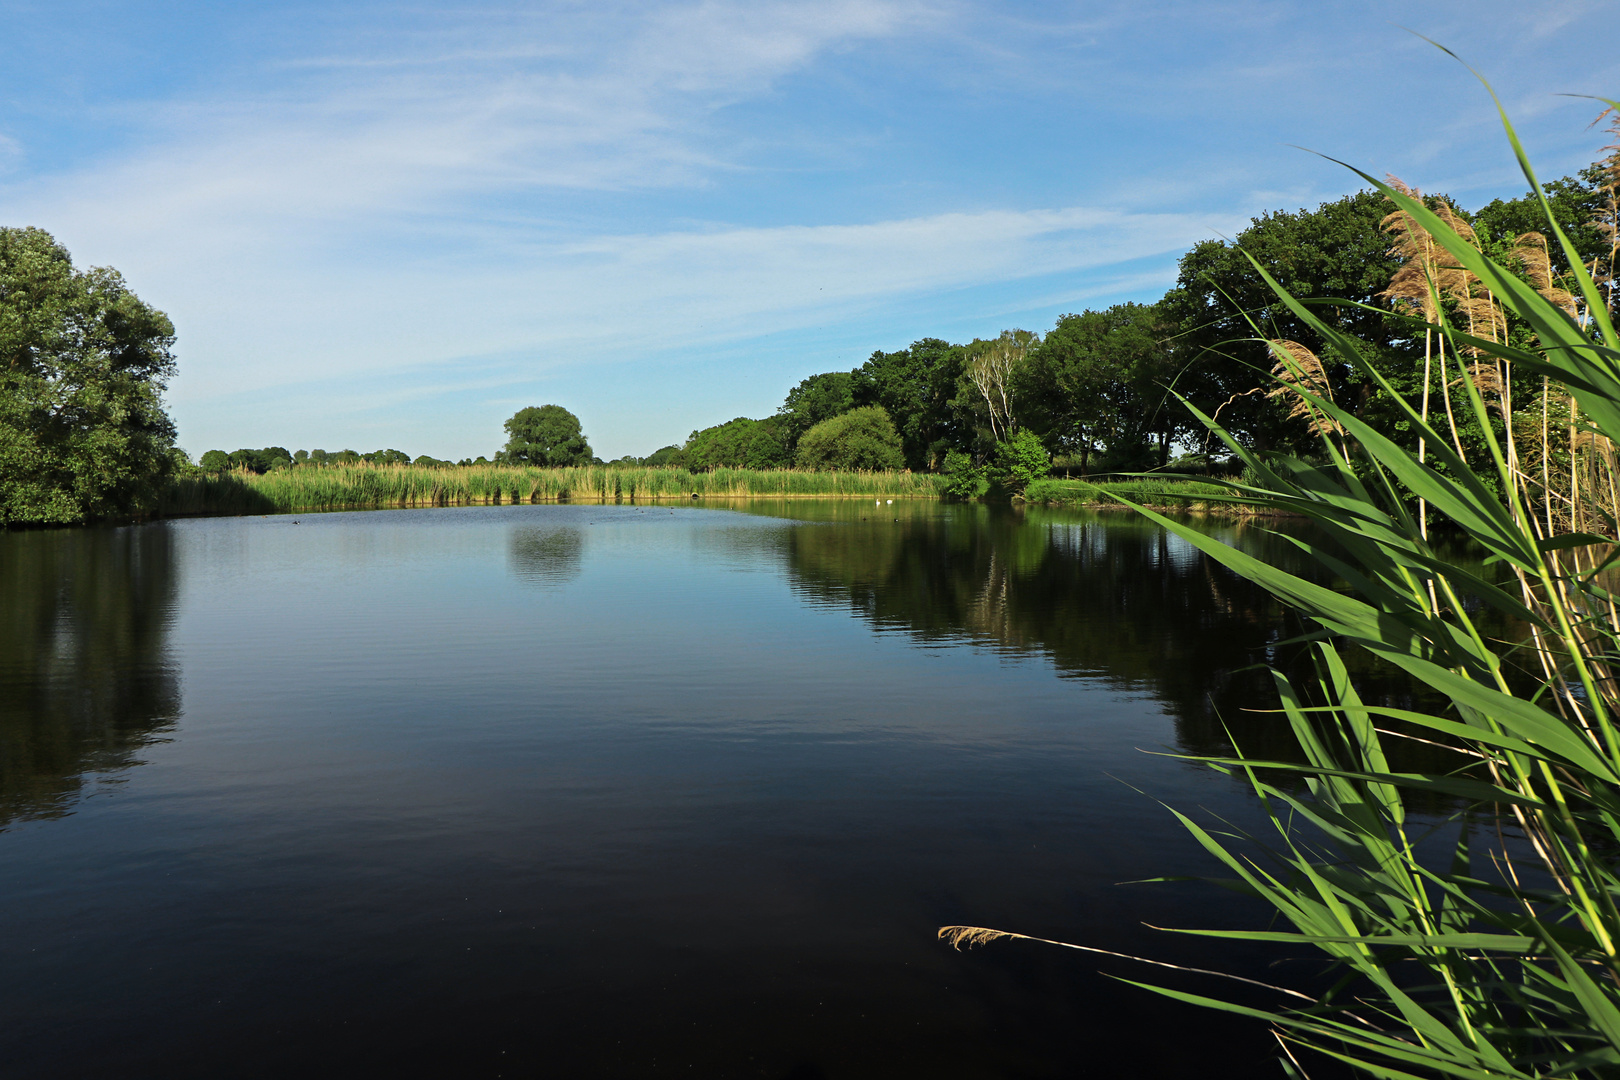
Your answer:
(4, 0), (1616, 457)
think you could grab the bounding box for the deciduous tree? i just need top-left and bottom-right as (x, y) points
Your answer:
(0, 227), (178, 524)
(502, 405), (592, 466)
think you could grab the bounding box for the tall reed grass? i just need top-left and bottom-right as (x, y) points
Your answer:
(163, 463), (945, 515)
(944, 81), (1620, 1078)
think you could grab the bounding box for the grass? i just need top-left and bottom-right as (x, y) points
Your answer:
(943, 87), (1620, 1077)
(159, 463), (947, 515)
(1022, 476), (1242, 511)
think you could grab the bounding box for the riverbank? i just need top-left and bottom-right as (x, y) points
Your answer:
(1022, 477), (1254, 513)
(155, 463), (948, 516)
(146, 465), (1267, 521)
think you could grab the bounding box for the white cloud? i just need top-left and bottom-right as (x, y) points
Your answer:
(1, 0), (1235, 417)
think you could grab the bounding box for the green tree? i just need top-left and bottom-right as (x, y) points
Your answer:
(1471, 167), (1609, 282)
(939, 449), (987, 500)
(851, 339), (966, 470)
(643, 445), (682, 467)
(0, 227), (178, 525)
(227, 447), (291, 473)
(502, 405), (592, 466)
(795, 405), (905, 471)
(777, 371), (856, 447)
(199, 450), (230, 472)
(1019, 303), (1180, 472)
(990, 428), (1049, 494)
(683, 416), (790, 470)
(1160, 189), (1407, 455)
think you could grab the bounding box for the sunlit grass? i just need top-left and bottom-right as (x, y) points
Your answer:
(166, 463), (946, 515)
(1023, 477), (1235, 510)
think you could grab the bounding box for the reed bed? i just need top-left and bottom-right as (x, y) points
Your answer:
(944, 96), (1620, 1077)
(167, 463), (946, 515)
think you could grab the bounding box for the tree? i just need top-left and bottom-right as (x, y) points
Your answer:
(227, 447), (292, 473)
(795, 406), (905, 471)
(0, 227), (178, 524)
(683, 417), (790, 470)
(777, 371), (856, 447)
(1160, 189), (1407, 455)
(1019, 303), (1178, 473)
(851, 338), (966, 470)
(199, 450), (230, 472)
(502, 405), (592, 466)
(962, 329), (1039, 442)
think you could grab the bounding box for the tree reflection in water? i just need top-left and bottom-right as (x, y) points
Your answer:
(761, 500), (1471, 775)
(508, 525), (585, 587)
(0, 524), (180, 826)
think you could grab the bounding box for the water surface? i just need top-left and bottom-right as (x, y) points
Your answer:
(2, 501), (1329, 1077)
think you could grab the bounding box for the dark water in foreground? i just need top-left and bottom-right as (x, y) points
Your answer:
(2, 501), (1332, 1078)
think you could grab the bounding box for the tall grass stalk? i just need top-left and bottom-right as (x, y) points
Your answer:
(164, 464), (944, 516)
(943, 83), (1620, 1077)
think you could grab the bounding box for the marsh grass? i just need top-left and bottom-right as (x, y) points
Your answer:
(945, 81), (1620, 1078)
(167, 464), (945, 515)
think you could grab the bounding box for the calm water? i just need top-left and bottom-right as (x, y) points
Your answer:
(2, 501), (1329, 1078)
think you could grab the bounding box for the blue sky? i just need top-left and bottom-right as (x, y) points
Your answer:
(3, 1), (1617, 460)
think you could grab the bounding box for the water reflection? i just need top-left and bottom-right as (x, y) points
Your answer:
(508, 525), (585, 586)
(735, 500), (1465, 770)
(0, 524), (180, 825)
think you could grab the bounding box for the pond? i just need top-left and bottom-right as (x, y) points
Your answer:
(2, 500), (1340, 1078)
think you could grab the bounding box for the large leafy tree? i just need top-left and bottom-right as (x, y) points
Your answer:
(0, 227), (178, 525)
(1160, 189), (1408, 454)
(1017, 303), (1181, 472)
(851, 338), (965, 470)
(776, 371), (855, 448)
(501, 405), (592, 466)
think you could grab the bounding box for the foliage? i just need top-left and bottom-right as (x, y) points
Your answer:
(502, 405), (592, 467)
(0, 227), (178, 525)
(778, 372), (856, 448)
(945, 93), (1620, 1078)
(960, 330), (1039, 443)
(795, 406), (906, 471)
(365, 448), (410, 466)
(940, 450), (988, 501)
(1020, 303), (1178, 472)
(683, 416), (791, 470)
(852, 339), (966, 470)
(218, 447), (292, 473)
(990, 429), (1050, 494)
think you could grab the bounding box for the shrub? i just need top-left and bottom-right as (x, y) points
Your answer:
(795, 406), (905, 471)
(940, 450), (988, 500)
(990, 430), (1049, 494)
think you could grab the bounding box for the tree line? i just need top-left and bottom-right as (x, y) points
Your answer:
(651, 154), (1617, 491)
(6, 119), (1617, 524)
